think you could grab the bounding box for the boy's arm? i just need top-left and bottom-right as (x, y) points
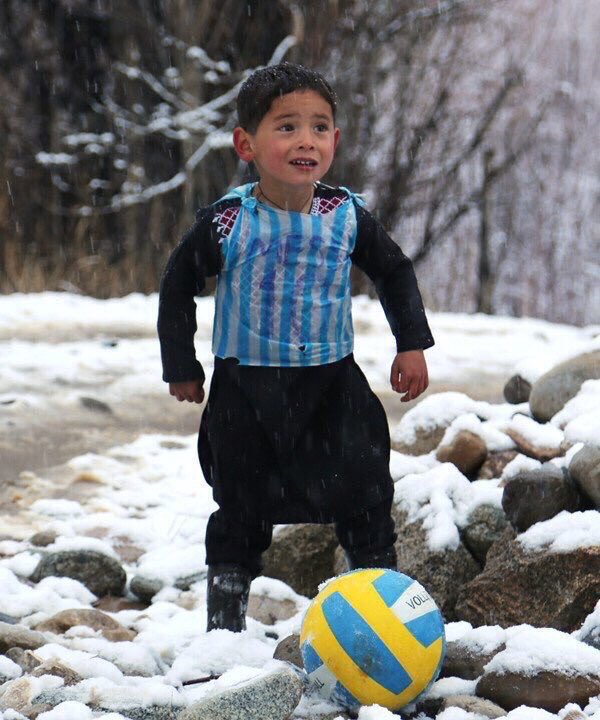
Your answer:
(351, 204), (434, 401)
(157, 207), (221, 391)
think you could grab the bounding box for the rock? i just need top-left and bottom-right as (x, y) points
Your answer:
(504, 427), (563, 461)
(440, 639), (505, 680)
(461, 504), (509, 565)
(174, 571), (206, 591)
(0, 612), (18, 624)
(392, 424), (448, 455)
(4, 648), (42, 673)
(501, 465), (580, 531)
(529, 350), (600, 422)
(476, 451), (519, 480)
(262, 524), (338, 598)
(441, 694), (507, 717)
(93, 596), (147, 612)
(79, 396), (113, 413)
(19, 703), (54, 719)
(436, 430), (488, 477)
(273, 633), (303, 669)
(31, 550), (126, 597)
(176, 665), (303, 720)
(0, 677), (41, 712)
(455, 528), (600, 631)
(29, 530), (58, 547)
(570, 444), (600, 507)
(0, 622), (47, 654)
(247, 594), (298, 626)
(31, 659), (82, 686)
(476, 669), (600, 713)
(389, 508), (479, 621)
(34, 608), (136, 641)
(130, 575), (165, 603)
(503, 374), (532, 404)
(561, 708), (588, 720)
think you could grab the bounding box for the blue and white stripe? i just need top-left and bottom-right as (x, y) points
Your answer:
(212, 184), (360, 367)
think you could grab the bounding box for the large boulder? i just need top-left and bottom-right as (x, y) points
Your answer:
(262, 524), (338, 598)
(501, 465), (581, 532)
(455, 528), (600, 631)
(529, 351), (600, 422)
(570, 444), (600, 508)
(390, 508), (480, 620)
(31, 550), (126, 597)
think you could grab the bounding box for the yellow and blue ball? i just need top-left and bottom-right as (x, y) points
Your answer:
(300, 569), (445, 711)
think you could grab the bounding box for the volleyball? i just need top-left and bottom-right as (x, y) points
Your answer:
(299, 569), (446, 711)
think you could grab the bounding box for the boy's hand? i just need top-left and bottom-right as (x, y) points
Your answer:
(390, 350), (429, 403)
(169, 379), (205, 404)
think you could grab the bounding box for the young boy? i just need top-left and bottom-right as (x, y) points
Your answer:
(157, 63), (434, 632)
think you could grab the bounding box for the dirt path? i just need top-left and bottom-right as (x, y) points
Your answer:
(0, 370), (505, 510)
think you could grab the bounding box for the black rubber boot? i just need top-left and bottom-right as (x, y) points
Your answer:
(344, 544), (398, 571)
(206, 564), (252, 632)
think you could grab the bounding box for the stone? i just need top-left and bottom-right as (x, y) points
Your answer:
(388, 508), (479, 621)
(436, 430), (488, 477)
(29, 530), (58, 547)
(392, 424), (447, 456)
(501, 465), (580, 532)
(31, 660), (82, 686)
(130, 575), (165, 603)
(0, 677), (39, 711)
(476, 451), (519, 480)
(174, 571), (207, 590)
(455, 528), (600, 632)
(262, 524), (338, 598)
(461, 504), (510, 565)
(503, 374), (532, 404)
(561, 709), (588, 720)
(273, 633), (303, 669)
(440, 639), (505, 680)
(247, 594), (298, 626)
(4, 648), (41, 673)
(31, 550), (126, 597)
(34, 607), (136, 641)
(92, 596), (147, 612)
(0, 612), (18, 624)
(570, 444), (600, 508)
(0, 622), (47, 654)
(19, 703), (54, 719)
(79, 396), (112, 413)
(441, 694), (507, 717)
(176, 665), (303, 720)
(503, 427), (563, 461)
(476, 669), (600, 713)
(529, 350), (600, 422)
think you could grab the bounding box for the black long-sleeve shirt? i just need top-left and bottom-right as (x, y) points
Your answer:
(157, 183), (434, 383)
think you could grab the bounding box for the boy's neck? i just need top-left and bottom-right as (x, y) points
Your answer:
(254, 181), (315, 213)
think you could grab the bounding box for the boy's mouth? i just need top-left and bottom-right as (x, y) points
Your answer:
(290, 159), (318, 167)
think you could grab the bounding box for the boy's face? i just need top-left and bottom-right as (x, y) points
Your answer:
(233, 90), (340, 193)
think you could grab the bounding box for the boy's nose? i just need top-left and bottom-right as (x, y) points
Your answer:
(297, 131), (315, 149)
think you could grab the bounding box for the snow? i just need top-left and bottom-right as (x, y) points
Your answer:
(505, 413), (564, 448)
(518, 510), (600, 553)
(0, 291), (599, 720)
(483, 626), (600, 678)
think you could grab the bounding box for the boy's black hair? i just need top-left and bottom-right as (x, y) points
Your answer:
(237, 62), (337, 133)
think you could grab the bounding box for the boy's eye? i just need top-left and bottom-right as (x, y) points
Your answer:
(278, 124), (294, 132)
(315, 123), (330, 132)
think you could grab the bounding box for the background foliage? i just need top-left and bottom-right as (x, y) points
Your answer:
(1, 0), (598, 324)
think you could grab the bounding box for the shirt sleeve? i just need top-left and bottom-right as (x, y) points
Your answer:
(157, 206), (222, 383)
(350, 203), (435, 353)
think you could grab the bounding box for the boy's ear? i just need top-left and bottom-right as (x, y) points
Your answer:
(233, 127), (255, 162)
(333, 127), (341, 151)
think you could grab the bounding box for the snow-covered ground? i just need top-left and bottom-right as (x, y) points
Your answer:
(0, 292), (599, 720)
